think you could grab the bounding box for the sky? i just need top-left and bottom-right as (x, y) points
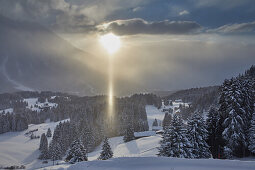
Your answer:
(1, 0), (255, 93)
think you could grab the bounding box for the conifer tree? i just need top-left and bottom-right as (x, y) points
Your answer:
(80, 125), (95, 152)
(222, 78), (247, 158)
(162, 113), (172, 129)
(65, 139), (87, 163)
(46, 128), (52, 137)
(206, 106), (221, 158)
(98, 137), (113, 160)
(152, 118), (158, 126)
(123, 124), (135, 142)
(187, 113), (211, 158)
(49, 140), (62, 165)
(248, 113), (255, 154)
(39, 133), (48, 160)
(158, 115), (192, 158)
(158, 126), (171, 157)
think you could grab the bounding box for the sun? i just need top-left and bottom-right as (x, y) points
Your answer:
(99, 33), (121, 54)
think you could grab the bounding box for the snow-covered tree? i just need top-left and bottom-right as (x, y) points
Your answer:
(39, 133), (48, 160)
(222, 78), (247, 158)
(206, 106), (221, 158)
(123, 124), (135, 142)
(98, 137), (113, 160)
(152, 118), (158, 127)
(39, 133), (47, 150)
(158, 115), (192, 158)
(248, 113), (255, 154)
(49, 140), (62, 165)
(187, 113), (211, 158)
(80, 125), (95, 152)
(162, 113), (172, 129)
(46, 128), (52, 137)
(158, 126), (171, 157)
(65, 139), (87, 164)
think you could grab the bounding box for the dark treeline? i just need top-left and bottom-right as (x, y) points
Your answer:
(0, 91), (161, 137)
(164, 86), (220, 119)
(0, 91), (73, 134)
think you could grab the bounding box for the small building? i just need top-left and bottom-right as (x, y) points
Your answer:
(175, 99), (182, 103)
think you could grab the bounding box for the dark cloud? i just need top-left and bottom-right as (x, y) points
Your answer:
(102, 18), (202, 35)
(0, 0), (151, 33)
(191, 0), (254, 9)
(208, 21), (255, 34)
(0, 0), (98, 33)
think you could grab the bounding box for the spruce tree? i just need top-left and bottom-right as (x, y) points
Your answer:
(162, 113), (172, 129)
(46, 128), (52, 137)
(158, 126), (171, 157)
(39, 133), (46, 150)
(222, 78), (247, 158)
(158, 115), (191, 158)
(65, 139), (87, 164)
(206, 106), (220, 158)
(49, 140), (62, 165)
(80, 126), (95, 152)
(248, 113), (255, 154)
(152, 118), (158, 126)
(98, 137), (113, 160)
(187, 113), (211, 158)
(39, 133), (48, 160)
(123, 124), (135, 142)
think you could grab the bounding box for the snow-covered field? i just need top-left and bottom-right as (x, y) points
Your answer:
(0, 97), (58, 114)
(88, 134), (161, 161)
(24, 98), (58, 112)
(146, 100), (189, 130)
(40, 157), (255, 170)
(146, 105), (165, 130)
(0, 108), (13, 114)
(0, 119), (69, 169)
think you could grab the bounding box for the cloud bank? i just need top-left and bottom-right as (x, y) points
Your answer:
(100, 18), (201, 35)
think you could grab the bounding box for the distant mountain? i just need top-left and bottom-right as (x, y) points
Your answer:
(152, 90), (179, 97)
(0, 15), (105, 95)
(164, 86), (219, 102)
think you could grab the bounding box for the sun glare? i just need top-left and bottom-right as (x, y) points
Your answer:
(100, 33), (121, 54)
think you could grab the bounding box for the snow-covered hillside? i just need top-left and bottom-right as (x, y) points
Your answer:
(1, 98), (253, 170)
(40, 157), (255, 170)
(0, 119), (69, 169)
(1, 117), (255, 169)
(146, 100), (189, 130)
(24, 98), (58, 112)
(88, 134), (160, 161)
(0, 97), (58, 114)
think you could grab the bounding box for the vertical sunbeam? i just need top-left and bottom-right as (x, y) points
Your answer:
(99, 33), (121, 119)
(108, 55), (114, 118)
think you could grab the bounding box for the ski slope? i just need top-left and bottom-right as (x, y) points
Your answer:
(88, 134), (161, 161)
(40, 157), (255, 170)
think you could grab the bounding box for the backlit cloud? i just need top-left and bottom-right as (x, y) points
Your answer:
(100, 18), (202, 35)
(179, 10), (190, 16)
